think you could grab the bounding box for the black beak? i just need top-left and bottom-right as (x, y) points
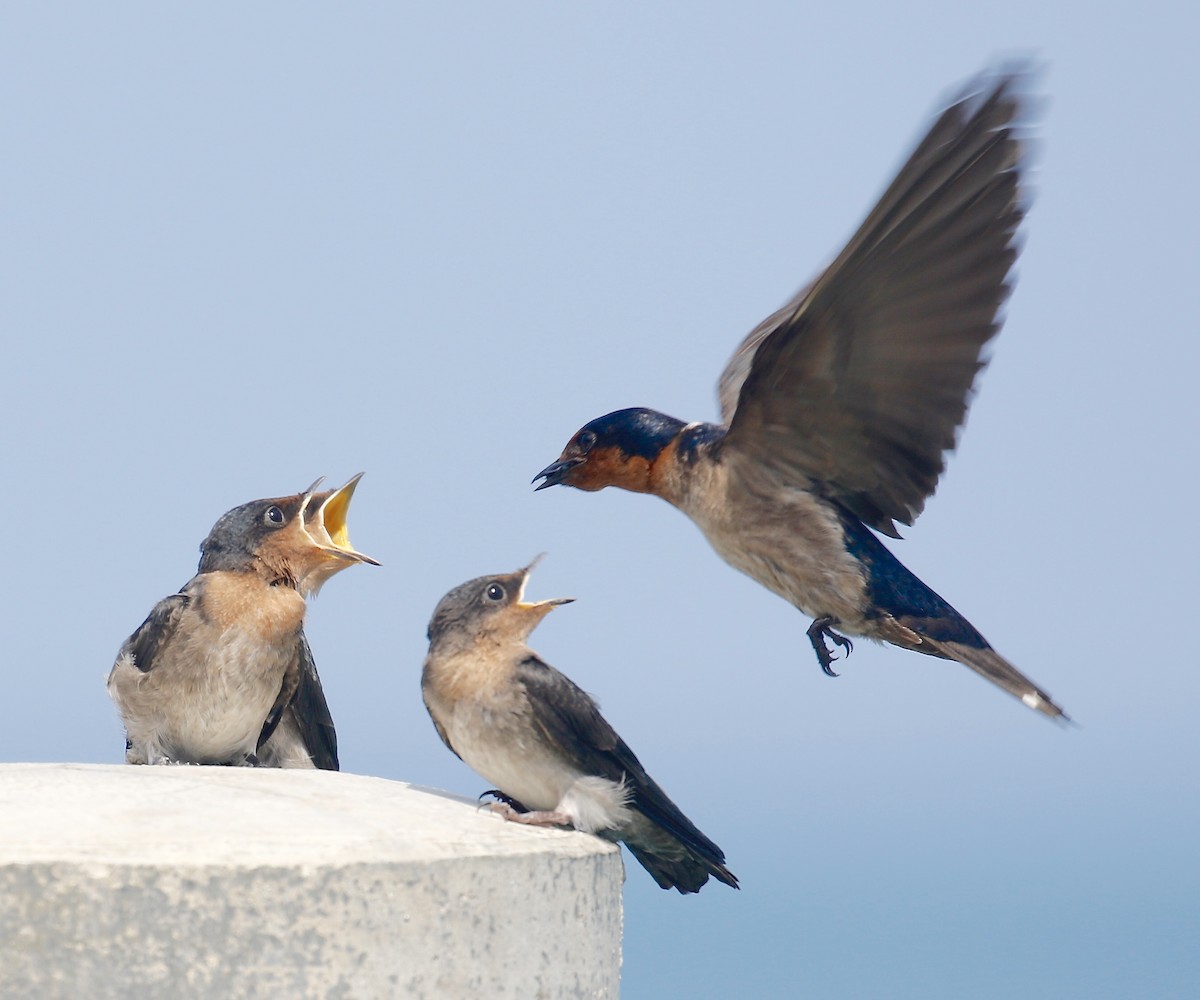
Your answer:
(532, 457), (583, 491)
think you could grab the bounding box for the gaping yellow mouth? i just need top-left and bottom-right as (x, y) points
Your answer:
(304, 473), (381, 566)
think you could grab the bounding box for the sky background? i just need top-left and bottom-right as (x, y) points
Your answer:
(3, 3), (1197, 998)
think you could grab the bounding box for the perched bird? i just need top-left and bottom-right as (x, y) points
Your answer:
(533, 71), (1066, 719)
(422, 561), (739, 894)
(108, 475), (378, 768)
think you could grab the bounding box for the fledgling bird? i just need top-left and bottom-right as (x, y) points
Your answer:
(534, 70), (1066, 720)
(108, 475), (378, 768)
(422, 562), (739, 894)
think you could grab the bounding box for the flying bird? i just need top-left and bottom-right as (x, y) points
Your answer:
(422, 562), (739, 893)
(108, 475), (378, 768)
(534, 70), (1065, 719)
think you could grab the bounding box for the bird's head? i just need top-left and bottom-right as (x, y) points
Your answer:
(198, 474), (379, 594)
(532, 407), (686, 495)
(426, 556), (573, 652)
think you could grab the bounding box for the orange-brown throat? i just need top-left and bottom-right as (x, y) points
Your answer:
(253, 520), (310, 590)
(567, 445), (658, 494)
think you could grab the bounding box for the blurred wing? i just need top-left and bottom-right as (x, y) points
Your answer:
(717, 279), (814, 425)
(724, 70), (1030, 537)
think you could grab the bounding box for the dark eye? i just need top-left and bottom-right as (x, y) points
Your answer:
(576, 430), (596, 451)
(264, 505), (285, 526)
(485, 583), (506, 602)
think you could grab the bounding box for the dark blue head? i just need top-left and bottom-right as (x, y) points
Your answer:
(532, 407), (686, 494)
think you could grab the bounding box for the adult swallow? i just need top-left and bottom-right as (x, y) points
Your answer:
(534, 71), (1066, 720)
(108, 475), (378, 768)
(422, 562), (739, 894)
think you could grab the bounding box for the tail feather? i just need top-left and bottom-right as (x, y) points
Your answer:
(920, 635), (1067, 720)
(839, 510), (1068, 720)
(615, 814), (740, 895)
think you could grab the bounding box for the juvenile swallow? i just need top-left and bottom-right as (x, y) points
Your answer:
(534, 71), (1066, 719)
(422, 562), (739, 894)
(108, 475), (378, 768)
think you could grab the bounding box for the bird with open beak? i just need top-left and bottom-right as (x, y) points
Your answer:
(108, 475), (378, 768)
(533, 69), (1067, 721)
(422, 560), (739, 894)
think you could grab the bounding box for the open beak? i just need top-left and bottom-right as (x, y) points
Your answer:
(304, 473), (381, 566)
(532, 456), (584, 491)
(515, 556), (574, 616)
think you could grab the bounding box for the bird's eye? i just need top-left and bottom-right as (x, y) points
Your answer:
(576, 430), (596, 452)
(264, 505), (285, 526)
(485, 583), (506, 602)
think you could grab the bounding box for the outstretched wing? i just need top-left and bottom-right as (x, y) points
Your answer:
(723, 70), (1030, 537)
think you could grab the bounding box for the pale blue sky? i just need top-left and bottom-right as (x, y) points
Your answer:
(3, 4), (1197, 997)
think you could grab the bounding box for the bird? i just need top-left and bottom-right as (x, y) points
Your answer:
(532, 70), (1066, 720)
(108, 475), (378, 768)
(422, 561), (739, 894)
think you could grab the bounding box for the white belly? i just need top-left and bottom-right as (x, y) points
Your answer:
(445, 701), (631, 834)
(110, 629), (291, 765)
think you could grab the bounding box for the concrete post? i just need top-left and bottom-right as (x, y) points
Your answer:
(0, 763), (622, 999)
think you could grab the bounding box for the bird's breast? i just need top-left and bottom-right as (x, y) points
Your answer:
(443, 694), (581, 812)
(674, 461), (870, 625)
(197, 572), (307, 642)
(112, 576), (305, 763)
(423, 643), (636, 833)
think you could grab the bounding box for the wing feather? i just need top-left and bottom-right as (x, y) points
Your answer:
(722, 70), (1031, 536)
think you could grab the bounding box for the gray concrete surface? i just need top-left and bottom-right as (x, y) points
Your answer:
(0, 763), (623, 999)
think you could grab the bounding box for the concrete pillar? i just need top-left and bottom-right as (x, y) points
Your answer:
(0, 763), (622, 999)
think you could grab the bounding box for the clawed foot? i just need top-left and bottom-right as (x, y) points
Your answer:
(482, 796), (574, 829)
(807, 616), (853, 677)
(478, 789), (530, 813)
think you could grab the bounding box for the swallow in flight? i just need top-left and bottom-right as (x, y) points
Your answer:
(534, 71), (1065, 719)
(108, 475), (378, 768)
(422, 561), (739, 893)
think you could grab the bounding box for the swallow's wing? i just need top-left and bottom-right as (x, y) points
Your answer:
(257, 632), (339, 770)
(290, 633), (339, 770)
(427, 714), (463, 761)
(717, 280), (815, 426)
(117, 591), (192, 674)
(515, 655), (727, 859)
(256, 644), (301, 755)
(722, 71), (1028, 537)
(515, 655), (647, 782)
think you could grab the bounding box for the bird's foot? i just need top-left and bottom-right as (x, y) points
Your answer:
(487, 802), (574, 829)
(478, 789), (530, 813)
(146, 752), (192, 765)
(807, 617), (853, 677)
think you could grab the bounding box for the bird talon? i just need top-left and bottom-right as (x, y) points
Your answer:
(478, 789), (531, 813)
(807, 617), (852, 677)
